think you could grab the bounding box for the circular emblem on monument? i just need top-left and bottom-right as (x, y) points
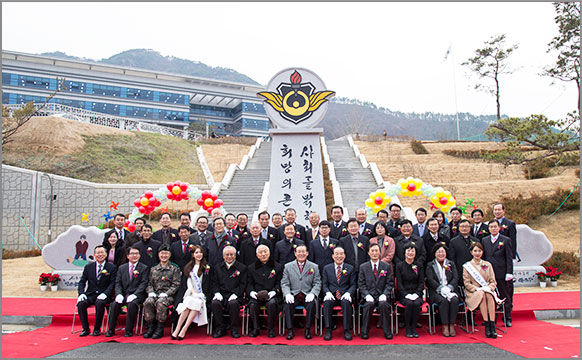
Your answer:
(257, 67), (335, 129)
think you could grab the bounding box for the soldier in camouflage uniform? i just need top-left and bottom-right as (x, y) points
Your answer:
(143, 244), (181, 339)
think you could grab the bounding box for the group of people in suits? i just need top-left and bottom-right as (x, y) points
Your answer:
(76, 203), (516, 340)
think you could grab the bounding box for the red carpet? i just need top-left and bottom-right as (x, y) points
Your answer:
(2, 292), (580, 358)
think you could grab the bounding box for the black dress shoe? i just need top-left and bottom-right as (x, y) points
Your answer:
(91, 330), (101, 336)
(250, 329), (259, 338)
(505, 319), (512, 328)
(344, 330), (352, 341)
(324, 329), (332, 341)
(105, 330), (115, 337)
(304, 328), (312, 339)
(361, 333), (369, 339)
(268, 329), (276, 338)
(412, 330), (419, 338)
(124, 330), (133, 337)
(213, 329), (225, 338)
(170, 334), (177, 340)
(177, 336), (184, 341)
(79, 329), (90, 337)
(286, 329), (294, 340)
(384, 332), (393, 339)
(231, 330), (241, 338)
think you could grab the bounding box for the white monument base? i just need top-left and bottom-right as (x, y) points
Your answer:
(513, 265), (546, 287)
(54, 269), (83, 290)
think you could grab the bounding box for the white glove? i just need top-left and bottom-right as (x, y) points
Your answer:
(228, 294), (238, 301)
(285, 294), (295, 303)
(97, 293), (107, 301)
(323, 292), (334, 301)
(115, 294), (124, 303)
(159, 293), (168, 298)
(505, 273), (514, 281)
(127, 294), (137, 303)
(446, 292), (458, 301)
(410, 293), (419, 301)
(250, 291), (258, 299)
(213, 293), (223, 301)
(268, 291), (276, 299)
(201, 293), (207, 301)
(379, 294), (387, 302)
(341, 293), (352, 302)
(440, 287), (451, 297)
(305, 293), (315, 302)
(365, 294), (374, 303)
(148, 292), (157, 298)
(77, 294), (87, 303)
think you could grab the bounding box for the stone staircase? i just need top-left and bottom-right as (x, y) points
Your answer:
(218, 141), (272, 217)
(327, 138), (380, 218)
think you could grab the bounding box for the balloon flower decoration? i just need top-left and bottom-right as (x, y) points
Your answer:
(166, 181), (190, 201)
(364, 190), (391, 214)
(398, 177), (423, 197)
(197, 191), (224, 214)
(124, 220), (136, 232)
(133, 191), (162, 215)
(429, 189), (456, 213)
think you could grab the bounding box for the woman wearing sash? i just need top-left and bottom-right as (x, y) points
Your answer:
(463, 242), (498, 338)
(395, 242), (424, 338)
(171, 245), (210, 340)
(425, 243), (459, 337)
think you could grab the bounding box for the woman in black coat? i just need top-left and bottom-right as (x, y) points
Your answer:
(395, 242), (424, 338)
(425, 243), (460, 337)
(102, 231), (126, 267)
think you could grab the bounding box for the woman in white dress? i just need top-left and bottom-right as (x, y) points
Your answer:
(171, 245), (210, 340)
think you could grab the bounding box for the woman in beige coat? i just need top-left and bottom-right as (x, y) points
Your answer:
(463, 242), (498, 338)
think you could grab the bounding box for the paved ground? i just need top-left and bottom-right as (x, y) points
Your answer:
(48, 343), (519, 358)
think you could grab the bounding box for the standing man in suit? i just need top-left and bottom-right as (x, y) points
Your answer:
(274, 223), (306, 265)
(224, 213), (239, 240)
(387, 204), (404, 237)
(106, 246), (150, 337)
(179, 213), (192, 232)
(412, 208), (429, 238)
(308, 220), (339, 273)
(358, 243), (394, 339)
(482, 219), (514, 327)
(448, 207), (463, 239)
(277, 208), (307, 242)
(152, 212), (179, 245)
(239, 221), (273, 266)
(305, 211), (321, 248)
(76, 245), (117, 337)
(423, 218), (450, 266)
(448, 219), (479, 281)
(171, 225), (196, 271)
(235, 213), (251, 245)
(271, 213), (284, 229)
(329, 205), (348, 240)
(470, 209), (488, 240)
(493, 204), (517, 260)
(189, 215), (211, 247)
(210, 246), (247, 338)
(104, 213), (130, 244)
(322, 247), (356, 341)
(355, 208), (374, 238)
(281, 244), (321, 340)
(126, 217), (146, 248)
(376, 209), (389, 223)
(340, 218), (370, 272)
(134, 224), (161, 268)
(393, 220), (426, 268)
(258, 210), (279, 244)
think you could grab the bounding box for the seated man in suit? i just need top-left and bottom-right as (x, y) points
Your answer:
(133, 224), (161, 268)
(247, 244), (283, 338)
(281, 244), (321, 340)
(258, 210), (279, 244)
(308, 220), (339, 274)
(322, 247), (356, 341)
(76, 245), (117, 336)
(339, 218), (370, 273)
(152, 212), (179, 245)
(274, 223), (306, 265)
(358, 243), (394, 339)
(355, 208), (374, 238)
(143, 244), (181, 339)
(329, 205), (348, 240)
(210, 246), (247, 338)
(171, 225), (196, 271)
(277, 208), (306, 242)
(239, 221), (273, 266)
(106, 246), (150, 337)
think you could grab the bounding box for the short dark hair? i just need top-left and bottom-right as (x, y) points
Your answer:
(134, 217), (146, 225)
(488, 219), (500, 226)
(114, 213), (125, 220)
(415, 207), (427, 215)
(471, 208), (484, 217)
(319, 220), (331, 228)
(294, 244), (308, 252)
(372, 221), (388, 236)
(346, 217), (358, 227)
(389, 203), (402, 211)
(160, 212), (172, 219)
(331, 205), (344, 214)
(225, 213), (236, 220)
(426, 218), (439, 226)
(283, 223), (295, 230)
(450, 207), (462, 215)
(94, 244), (107, 252)
(459, 219), (471, 226)
(377, 209), (389, 218)
(237, 213), (248, 220)
(493, 203), (505, 210)
(159, 244), (171, 252)
(128, 246), (141, 254)
(196, 216), (208, 224)
(470, 242), (484, 252)
(179, 212), (191, 220)
(178, 225), (191, 232)
(258, 211), (270, 219)
(368, 243), (381, 251)
(285, 208), (296, 215)
(432, 242), (448, 255)
(432, 210), (445, 219)
(400, 219), (413, 227)
(213, 217), (225, 225)
(403, 241), (417, 252)
(272, 212), (282, 218)
(142, 224), (153, 231)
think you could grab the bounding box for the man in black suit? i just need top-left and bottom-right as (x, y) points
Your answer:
(493, 204), (517, 260)
(304, 211), (321, 248)
(152, 212), (179, 245)
(239, 221), (273, 266)
(448, 207), (463, 239)
(210, 246), (247, 339)
(329, 205), (348, 240)
(321, 247), (356, 341)
(274, 223), (306, 265)
(358, 243), (394, 340)
(355, 208), (374, 238)
(308, 220), (339, 273)
(482, 219), (514, 327)
(106, 246), (150, 337)
(133, 224), (161, 268)
(125, 217), (146, 248)
(423, 218), (450, 266)
(235, 213), (251, 245)
(188, 215), (211, 247)
(258, 211), (279, 244)
(387, 204), (404, 237)
(104, 213), (131, 245)
(393, 219), (426, 268)
(376, 209), (389, 223)
(223, 213), (240, 241)
(179, 212), (193, 233)
(470, 209), (488, 240)
(448, 219), (479, 281)
(170, 225), (196, 271)
(412, 208), (429, 238)
(271, 213), (284, 229)
(339, 218), (370, 273)
(277, 208), (306, 242)
(76, 245), (117, 337)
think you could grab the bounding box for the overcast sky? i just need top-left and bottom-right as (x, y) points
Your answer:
(2, 2), (577, 120)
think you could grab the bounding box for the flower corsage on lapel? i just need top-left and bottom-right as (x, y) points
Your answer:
(481, 263), (487, 271)
(268, 269), (276, 279)
(188, 244), (195, 251)
(292, 244), (297, 249)
(133, 269), (140, 278)
(204, 265), (210, 275)
(295, 231), (301, 239)
(443, 264), (451, 272)
(231, 270), (241, 278)
(307, 268), (314, 276)
(378, 269), (387, 277)
(341, 228), (347, 236)
(478, 229), (488, 236)
(383, 240), (390, 247)
(101, 269), (110, 276)
(357, 242), (364, 249)
(411, 264), (418, 274)
(147, 247), (153, 258)
(161, 275), (168, 282)
(341, 269), (348, 276)
(328, 242), (336, 250)
(363, 228), (372, 236)
(497, 241), (504, 250)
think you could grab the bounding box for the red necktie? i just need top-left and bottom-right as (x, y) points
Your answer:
(129, 263), (135, 278)
(336, 266), (342, 299)
(373, 263), (378, 278)
(183, 242), (187, 254)
(299, 262), (304, 273)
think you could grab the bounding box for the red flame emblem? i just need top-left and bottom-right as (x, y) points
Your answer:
(290, 70), (302, 85)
